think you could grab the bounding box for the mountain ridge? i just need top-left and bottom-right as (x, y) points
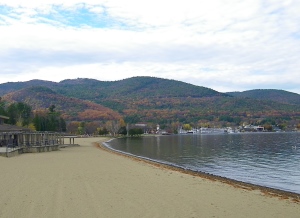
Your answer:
(227, 89), (300, 105)
(1, 77), (300, 126)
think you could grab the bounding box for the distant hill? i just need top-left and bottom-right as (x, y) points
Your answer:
(1, 77), (226, 100)
(0, 77), (300, 125)
(54, 76), (228, 100)
(0, 80), (57, 96)
(2, 86), (121, 121)
(227, 89), (300, 105)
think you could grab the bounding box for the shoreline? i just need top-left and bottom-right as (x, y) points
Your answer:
(1, 137), (299, 218)
(99, 139), (300, 203)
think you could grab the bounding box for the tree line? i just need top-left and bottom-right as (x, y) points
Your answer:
(66, 120), (146, 137)
(0, 98), (66, 132)
(1, 98), (153, 136)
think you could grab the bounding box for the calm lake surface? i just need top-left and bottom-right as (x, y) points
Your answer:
(106, 132), (300, 194)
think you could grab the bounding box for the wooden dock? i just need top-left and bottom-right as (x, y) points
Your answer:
(0, 132), (77, 157)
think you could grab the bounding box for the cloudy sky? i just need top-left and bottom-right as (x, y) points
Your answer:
(0, 0), (299, 94)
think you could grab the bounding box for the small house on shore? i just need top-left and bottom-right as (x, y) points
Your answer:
(243, 125), (264, 132)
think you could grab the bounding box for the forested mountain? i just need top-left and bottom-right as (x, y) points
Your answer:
(0, 79), (56, 96)
(0, 77), (226, 99)
(227, 89), (300, 105)
(0, 77), (300, 128)
(56, 77), (227, 100)
(2, 86), (121, 121)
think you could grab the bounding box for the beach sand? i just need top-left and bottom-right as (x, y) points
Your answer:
(0, 137), (299, 218)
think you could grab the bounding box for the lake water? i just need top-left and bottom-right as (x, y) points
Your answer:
(106, 132), (300, 194)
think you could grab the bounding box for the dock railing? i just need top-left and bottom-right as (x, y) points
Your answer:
(0, 131), (68, 157)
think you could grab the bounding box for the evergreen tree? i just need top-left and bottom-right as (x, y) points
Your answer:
(33, 106), (67, 132)
(128, 128), (143, 136)
(7, 102), (32, 126)
(0, 97), (7, 117)
(118, 126), (127, 135)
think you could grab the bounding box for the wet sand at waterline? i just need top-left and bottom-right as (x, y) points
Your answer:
(0, 137), (299, 218)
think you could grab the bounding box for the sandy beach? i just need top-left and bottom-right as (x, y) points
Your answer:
(0, 137), (299, 218)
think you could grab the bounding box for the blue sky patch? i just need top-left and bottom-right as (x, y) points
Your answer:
(37, 5), (110, 28)
(0, 4), (130, 29)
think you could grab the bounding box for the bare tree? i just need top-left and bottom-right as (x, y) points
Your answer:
(105, 120), (120, 136)
(85, 121), (101, 135)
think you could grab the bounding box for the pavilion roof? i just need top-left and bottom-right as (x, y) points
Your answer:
(0, 124), (31, 132)
(0, 115), (9, 120)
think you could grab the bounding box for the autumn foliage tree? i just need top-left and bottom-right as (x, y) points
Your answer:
(85, 121), (102, 135)
(182, 124), (192, 131)
(67, 121), (81, 134)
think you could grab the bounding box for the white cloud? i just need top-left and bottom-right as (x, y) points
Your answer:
(0, 0), (300, 94)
